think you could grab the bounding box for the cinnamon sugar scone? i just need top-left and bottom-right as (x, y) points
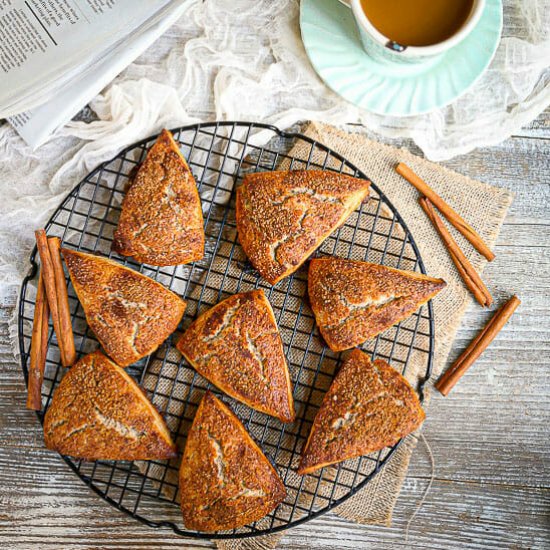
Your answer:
(298, 349), (425, 475)
(236, 170), (370, 285)
(176, 290), (295, 422)
(308, 257), (446, 351)
(62, 249), (186, 367)
(179, 392), (286, 531)
(112, 129), (204, 266)
(44, 351), (177, 460)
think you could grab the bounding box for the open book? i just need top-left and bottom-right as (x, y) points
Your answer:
(1, 0), (189, 148)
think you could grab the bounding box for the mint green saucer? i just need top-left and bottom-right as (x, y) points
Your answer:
(300, 0), (502, 116)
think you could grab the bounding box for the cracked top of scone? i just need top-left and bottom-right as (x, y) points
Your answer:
(62, 248), (186, 367)
(176, 290), (295, 422)
(236, 170), (370, 285)
(112, 129), (205, 266)
(43, 351), (177, 460)
(298, 349), (425, 475)
(308, 257), (446, 351)
(179, 391), (286, 531)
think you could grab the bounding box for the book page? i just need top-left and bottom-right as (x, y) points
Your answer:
(7, 0), (189, 148)
(0, 0), (173, 112)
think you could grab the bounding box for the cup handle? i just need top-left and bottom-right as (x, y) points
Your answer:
(336, 0), (352, 7)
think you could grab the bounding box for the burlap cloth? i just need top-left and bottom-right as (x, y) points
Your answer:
(139, 122), (513, 549)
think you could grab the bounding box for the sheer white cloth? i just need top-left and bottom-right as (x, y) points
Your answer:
(0, 0), (549, 297)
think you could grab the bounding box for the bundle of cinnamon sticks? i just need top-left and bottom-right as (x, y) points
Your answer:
(396, 162), (494, 307)
(395, 163), (520, 396)
(26, 231), (76, 411)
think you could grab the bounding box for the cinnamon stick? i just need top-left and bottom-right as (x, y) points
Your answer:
(419, 197), (493, 307)
(448, 248), (488, 306)
(436, 296), (521, 396)
(396, 163), (495, 262)
(35, 230), (67, 366)
(26, 271), (49, 410)
(48, 237), (76, 366)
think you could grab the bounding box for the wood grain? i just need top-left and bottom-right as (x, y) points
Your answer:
(0, 112), (548, 549)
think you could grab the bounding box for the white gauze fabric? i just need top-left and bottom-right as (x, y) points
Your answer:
(0, 0), (549, 299)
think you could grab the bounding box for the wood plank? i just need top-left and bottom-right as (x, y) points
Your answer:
(0, 123), (548, 548)
(322, 479), (550, 550)
(0, 443), (548, 549)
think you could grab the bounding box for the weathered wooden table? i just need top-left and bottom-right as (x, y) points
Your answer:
(0, 111), (548, 549)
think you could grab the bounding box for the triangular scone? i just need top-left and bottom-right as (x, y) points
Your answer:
(298, 349), (425, 475)
(112, 129), (204, 266)
(62, 249), (186, 367)
(309, 258), (446, 351)
(44, 351), (177, 460)
(176, 290), (295, 422)
(180, 392), (286, 531)
(236, 170), (370, 284)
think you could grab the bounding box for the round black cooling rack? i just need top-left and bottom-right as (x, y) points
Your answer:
(19, 121), (435, 539)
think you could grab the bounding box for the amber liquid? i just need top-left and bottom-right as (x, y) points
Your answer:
(360, 0), (475, 47)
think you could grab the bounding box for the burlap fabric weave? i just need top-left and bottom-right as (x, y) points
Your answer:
(139, 122), (513, 549)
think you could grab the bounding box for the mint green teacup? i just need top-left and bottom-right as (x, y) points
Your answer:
(337, 0), (486, 63)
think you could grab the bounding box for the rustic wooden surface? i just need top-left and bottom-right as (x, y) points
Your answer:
(0, 109), (548, 549)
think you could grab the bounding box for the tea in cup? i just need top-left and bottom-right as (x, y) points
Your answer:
(338, 0), (485, 61)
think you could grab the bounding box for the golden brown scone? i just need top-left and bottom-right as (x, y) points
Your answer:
(236, 170), (370, 285)
(179, 391), (286, 531)
(176, 290), (295, 422)
(44, 351), (177, 460)
(298, 349), (425, 475)
(112, 129), (204, 266)
(62, 248), (186, 367)
(308, 257), (446, 351)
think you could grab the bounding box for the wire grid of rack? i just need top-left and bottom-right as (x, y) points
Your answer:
(18, 122), (434, 539)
